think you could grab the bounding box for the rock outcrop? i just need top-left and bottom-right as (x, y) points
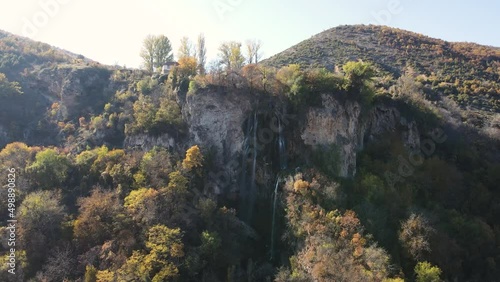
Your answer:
(123, 133), (176, 151)
(183, 89), (253, 165)
(302, 94), (420, 177)
(35, 66), (113, 119)
(123, 89), (420, 180)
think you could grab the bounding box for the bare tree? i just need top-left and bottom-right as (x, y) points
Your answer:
(140, 35), (156, 72)
(197, 34), (207, 75)
(39, 245), (76, 282)
(218, 41), (245, 71)
(178, 36), (195, 60)
(245, 39), (262, 64)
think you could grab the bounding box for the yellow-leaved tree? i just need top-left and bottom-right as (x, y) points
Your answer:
(177, 56), (198, 78)
(117, 225), (184, 282)
(124, 188), (159, 226)
(182, 145), (204, 171)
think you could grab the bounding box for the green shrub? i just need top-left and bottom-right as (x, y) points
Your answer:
(188, 80), (198, 96)
(277, 64), (306, 100)
(136, 78), (157, 95)
(415, 261), (442, 282)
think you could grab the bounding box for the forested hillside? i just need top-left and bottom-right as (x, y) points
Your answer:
(0, 26), (499, 282)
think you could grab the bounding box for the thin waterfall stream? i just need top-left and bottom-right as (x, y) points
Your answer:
(270, 177), (280, 261)
(248, 111), (258, 222)
(270, 113), (287, 261)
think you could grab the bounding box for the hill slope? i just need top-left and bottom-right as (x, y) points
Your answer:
(264, 25), (500, 115)
(0, 29), (95, 76)
(0, 30), (137, 147)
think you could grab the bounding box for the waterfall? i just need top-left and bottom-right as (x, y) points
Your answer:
(239, 115), (252, 220)
(248, 111), (258, 221)
(278, 117), (287, 170)
(240, 112), (258, 222)
(251, 112), (258, 190)
(270, 114), (287, 261)
(270, 177), (280, 261)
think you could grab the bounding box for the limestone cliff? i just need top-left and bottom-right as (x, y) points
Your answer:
(183, 89), (253, 165)
(301, 94), (420, 177)
(172, 90), (421, 179)
(34, 65), (114, 119)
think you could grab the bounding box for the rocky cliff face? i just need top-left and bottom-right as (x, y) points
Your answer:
(34, 66), (113, 119)
(124, 133), (176, 151)
(301, 94), (420, 177)
(173, 90), (420, 179)
(0, 65), (119, 148)
(183, 89), (253, 165)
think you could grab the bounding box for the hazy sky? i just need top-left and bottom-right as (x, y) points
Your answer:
(0, 0), (498, 68)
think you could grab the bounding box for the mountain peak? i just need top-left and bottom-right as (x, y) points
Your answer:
(263, 24), (500, 114)
(265, 24), (500, 73)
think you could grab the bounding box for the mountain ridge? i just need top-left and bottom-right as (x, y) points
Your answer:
(0, 28), (96, 65)
(264, 24), (500, 70)
(262, 24), (500, 128)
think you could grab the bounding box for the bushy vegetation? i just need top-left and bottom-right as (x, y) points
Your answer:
(0, 143), (261, 281)
(344, 122), (500, 281)
(264, 24), (500, 117)
(0, 72), (22, 97)
(276, 173), (399, 281)
(125, 93), (184, 136)
(0, 30), (84, 75)
(1, 25), (499, 282)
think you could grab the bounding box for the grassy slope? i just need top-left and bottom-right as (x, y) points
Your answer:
(263, 25), (500, 115)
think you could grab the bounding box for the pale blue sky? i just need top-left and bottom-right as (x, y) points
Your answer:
(0, 0), (498, 68)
